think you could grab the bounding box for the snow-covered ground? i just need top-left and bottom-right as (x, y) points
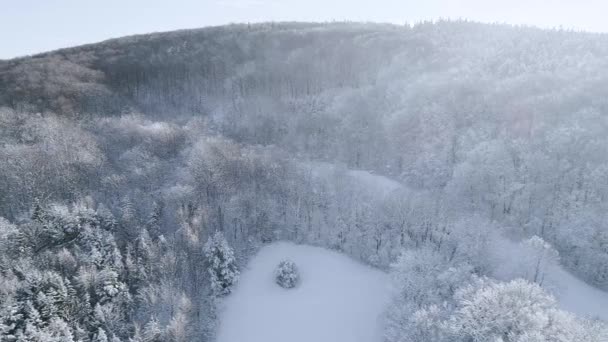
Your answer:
(216, 242), (390, 342)
(306, 162), (403, 198)
(492, 238), (608, 320)
(548, 265), (608, 320)
(347, 169), (402, 196)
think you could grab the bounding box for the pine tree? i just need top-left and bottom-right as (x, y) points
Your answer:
(23, 300), (43, 330)
(94, 328), (109, 342)
(97, 268), (127, 304)
(166, 295), (191, 342)
(146, 202), (163, 241)
(0, 302), (22, 340)
(203, 231), (239, 297)
(120, 197), (136, 224)
(35, 291), (57, 322)
(46, 317), (75, 342)
(73, 325), (89, 342)
(142, 318), (162, 342)
(274, 260), (299, 289)
(120, 196), (139, 240)
(31, 199), (46, 223)
(95, 203), (117, 232)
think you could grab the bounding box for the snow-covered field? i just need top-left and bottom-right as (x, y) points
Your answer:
(307, 162), (403, 198)
(548, 265), (608, 320)
(216, 242), (390, 342)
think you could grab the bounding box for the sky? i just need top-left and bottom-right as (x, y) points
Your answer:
(1, 0), (607, 59)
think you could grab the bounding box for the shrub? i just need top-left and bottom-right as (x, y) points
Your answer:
(275, 260), (299, 289)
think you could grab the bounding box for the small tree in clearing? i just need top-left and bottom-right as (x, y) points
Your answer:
(275, 260), (299, 289)
(203, 231), (239, 297)
(523, 235), (559, 285)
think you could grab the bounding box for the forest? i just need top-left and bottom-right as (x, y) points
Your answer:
(0, 21), (607, 341)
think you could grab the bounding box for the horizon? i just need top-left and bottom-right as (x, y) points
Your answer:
(2, 0), (608, 59)
(2, 19), (606, 61)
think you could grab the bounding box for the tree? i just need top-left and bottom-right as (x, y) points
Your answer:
(389, 247), (472, 307)
(142, 318), (162, 342)
(448, 278), (590, 342)
(94, 328), (109, 342)
(522, 236), (559, 285)
(31, 199), (47, 223)
(45, 318), (75, 342)
(274, 260), (299, 289)
(146, 202), (163, 241)
(385, 247), (472, 342)
(203, 231), (239, 297)
(165, 295), (191, 342)
(386, 304), (447, 342)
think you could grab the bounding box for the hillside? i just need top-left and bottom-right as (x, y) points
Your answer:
(3, 21), (608, 117)
(1, 21), (608, 341)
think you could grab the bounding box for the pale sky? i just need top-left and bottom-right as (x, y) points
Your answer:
(1, 0), (607, 59)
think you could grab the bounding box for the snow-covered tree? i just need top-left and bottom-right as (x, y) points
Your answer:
(448, 278), (595, 342)
(165, 295), (191, 342)
(94, 328), (109, 342)
(203, 231), (239, 297)
(142, 318), (162, 342)
(385, 247), (473, 342)
(274, 260), (299, 289)
(146, 202), (163, 241)
(522, 235), (559, 285)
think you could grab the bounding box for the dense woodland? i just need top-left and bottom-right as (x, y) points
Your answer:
(1, 21), (608, 341)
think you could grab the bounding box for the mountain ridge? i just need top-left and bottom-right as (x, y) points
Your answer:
(3, 20), (608, 116)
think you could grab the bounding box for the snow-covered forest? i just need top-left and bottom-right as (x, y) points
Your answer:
(1, 21), (607, 341)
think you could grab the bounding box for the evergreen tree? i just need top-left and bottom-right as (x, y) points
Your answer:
(31, 199), (47, 224)
(94, 328), (109, 342)
(274, 260), (299, 289)
(165, 295), (191, 342)
(203, 231), (239, 297)
(142, 318), (162, 342)
(0, 302), (22, 341)
(146, 202), (163, 241)
(46, 317), (75, 342)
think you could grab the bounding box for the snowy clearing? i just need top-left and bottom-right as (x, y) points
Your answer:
(216, 242), (390, 342)
(348, 169), (403, 196)
(307, 162), (403, 198)
(548, 265), (608, 321)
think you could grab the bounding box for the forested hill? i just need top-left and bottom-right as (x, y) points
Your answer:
(1, 22), (398, 115)
(3, 21), (608, 116)
(1, 21), (608, 341)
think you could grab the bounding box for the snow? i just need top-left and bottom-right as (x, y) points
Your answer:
(306, 161), (403, 198)
(342, 170), (608, 321)
(348, 169), (402, 196)
(492, 238), (608, 321)
(547, 265), (608, 321)
(216, 242), (390, 342)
